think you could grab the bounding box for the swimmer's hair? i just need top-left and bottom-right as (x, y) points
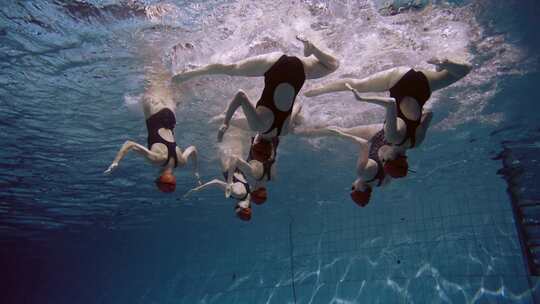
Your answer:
(155, 173), (176, 193)
(235, 206), (252, 221)
(350, 187), (371, 207)
(251, 139), (273, 162)
(384, 155), (408, 178)
(251, 187), (267, 205)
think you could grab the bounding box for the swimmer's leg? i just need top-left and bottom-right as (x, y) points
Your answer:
(218, 90), (265, 142)
(296, 35), (340, 79)
(173, 52), (283, 83)
(422, 58), (472, 91)
(210, 113), (251, 131)
(304, 67), (409, 97)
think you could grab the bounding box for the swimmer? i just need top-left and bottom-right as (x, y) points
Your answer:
(209, 100), (304, 186)
(104, 57), (200, 193)
(173, 35), (339, 143)
(294, 92), (412, 207)
(185, 127), (269, 221)
(296, 124), (401, 207)
(304, 58), (472, 149)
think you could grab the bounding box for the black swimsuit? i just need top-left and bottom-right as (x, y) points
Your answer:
(145, 108), (178, 167)
(257, 55), (306, 136)
(223, 170), (251, 201)
(247, 137), (280, 181)
(365, 130), (388, 187)
(389, 69), (431, 148)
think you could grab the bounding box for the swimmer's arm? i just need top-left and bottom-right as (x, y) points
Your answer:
(326, 126), (369, 144)
(412, 111), (433, 148)
(356, 137), (370, 172)
(345, 84), (399, 137)
(104, 141), (162, 174)
(346, 83), (396, 107)
(184, 179), (227, 197)
(327, 127), (370, 170)
(179, 146), (201, 184)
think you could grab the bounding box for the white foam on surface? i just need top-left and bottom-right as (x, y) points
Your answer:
(131, 0), (535, 138)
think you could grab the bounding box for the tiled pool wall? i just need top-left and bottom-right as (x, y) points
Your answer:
(169, 126), (538, 303)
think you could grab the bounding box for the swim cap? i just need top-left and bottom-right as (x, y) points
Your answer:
(350, 187), (372, 207)
(251, 139), (273, 162)
(155, 173), (176, 193)
(251, 187), (268, 205)
(235, 206), (252, 221)
(383, 155), (408, 178)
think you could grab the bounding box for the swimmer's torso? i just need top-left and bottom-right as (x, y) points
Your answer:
(256, 55), (306, 137)
(146, 108), (179, 167)
(224, 170), (251, 200)
(389, 69), (431, 148)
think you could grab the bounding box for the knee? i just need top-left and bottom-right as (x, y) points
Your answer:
(328, 59), (340, 73)
(235, 90), (248, 100)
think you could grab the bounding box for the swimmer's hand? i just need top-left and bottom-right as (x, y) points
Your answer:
(194, 172), (202, 186)
(225, 183), (232, 198)
(104, 162), (118, 174)
(296, 35), (314, 57)
(217, 123), (229, 142)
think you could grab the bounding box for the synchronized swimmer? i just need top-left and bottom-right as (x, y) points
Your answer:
(104, 59), (201, 192)
(297, 58), (471, 206)
(104, 35), (471, 219)
(172, 35), (339, 218)
(185, 127), (267, 221)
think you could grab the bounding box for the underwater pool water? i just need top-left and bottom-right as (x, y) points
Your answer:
(1, 0), (540, 303)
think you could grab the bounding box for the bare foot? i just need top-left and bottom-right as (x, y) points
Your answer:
(427, 57), (449, 72)
(172, 65), (200, 84)
(296, 35), (314, 57)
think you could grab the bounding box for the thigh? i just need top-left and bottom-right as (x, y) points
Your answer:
(351, 67), (409, 92)
(234, 91), (272, 132)
(342, 124), (382, 139)
(231, 52), (282, 77)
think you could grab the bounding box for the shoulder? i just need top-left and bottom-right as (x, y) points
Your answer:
(361, 159), (379, 179)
